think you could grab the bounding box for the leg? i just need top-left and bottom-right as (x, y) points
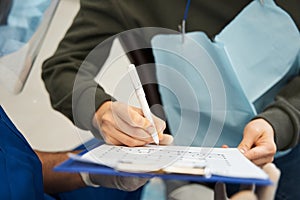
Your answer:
(274, 143), (300, 200)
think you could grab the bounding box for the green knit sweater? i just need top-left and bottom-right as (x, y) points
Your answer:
(42, 0), (300, 150)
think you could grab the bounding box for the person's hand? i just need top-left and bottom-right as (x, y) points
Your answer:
(93, 101), (173, 146)
(238, 119), (276, 166)
(89, 174), (148, 191)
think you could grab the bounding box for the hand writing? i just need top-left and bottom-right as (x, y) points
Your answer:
(93, 101), (173, 146)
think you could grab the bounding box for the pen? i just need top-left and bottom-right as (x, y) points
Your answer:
(128, 64), (160, 145)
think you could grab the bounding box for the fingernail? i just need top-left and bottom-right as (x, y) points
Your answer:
(239, 149), (245, 154)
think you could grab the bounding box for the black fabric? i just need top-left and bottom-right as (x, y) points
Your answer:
(119, 33), (171, 133)
(0, 0), (12, 25)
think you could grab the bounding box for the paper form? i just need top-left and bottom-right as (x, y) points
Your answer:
(75, 144), (268, 180)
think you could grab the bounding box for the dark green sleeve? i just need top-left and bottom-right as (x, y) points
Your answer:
(256, 75), (300, 151)
(42, 0), (124, 133)
(255, 0), (300, 151)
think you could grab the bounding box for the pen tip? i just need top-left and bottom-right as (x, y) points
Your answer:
(153, 136), (159, 145)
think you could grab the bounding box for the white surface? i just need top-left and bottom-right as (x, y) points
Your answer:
(94, 39), (139, 107)
(0, 0), (87, 151)
(0, 0), (138, 151)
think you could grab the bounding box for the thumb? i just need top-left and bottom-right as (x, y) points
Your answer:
(238, 133), (255, 155)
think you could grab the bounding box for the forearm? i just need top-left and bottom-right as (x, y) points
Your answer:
(256, 75), (300, 150)
(42, 0), (124, 132)
(35, 150), (85, 194)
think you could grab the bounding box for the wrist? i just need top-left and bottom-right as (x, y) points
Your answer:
(93, 101), (112, 129)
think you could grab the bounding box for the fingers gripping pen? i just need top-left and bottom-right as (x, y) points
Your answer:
(128, 64), (160, 145)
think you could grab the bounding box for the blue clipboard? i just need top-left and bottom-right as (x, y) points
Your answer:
(55, 158), (271, 186)
(54, 141), (272, 186)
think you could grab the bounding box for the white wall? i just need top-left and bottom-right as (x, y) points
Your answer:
(0, 0), (139, 151)
(0, 0), (83, 151)
(0, 0), (74, 151)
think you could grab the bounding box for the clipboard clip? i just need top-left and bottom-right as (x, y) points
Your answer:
(163, 159), (212, 178)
